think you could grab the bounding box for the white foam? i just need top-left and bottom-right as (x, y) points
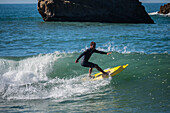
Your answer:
(2, 71), (39, 85)
(1, 74), (110, 100)
(0, 52), (61, 85)
(160, 12), (170, 17)
(0, 52), (64, 100)
(149, 11), (158, 15)
(48, 75), (110, 101)
(102, 42), (131, 54)
(149, 11), (170, 17)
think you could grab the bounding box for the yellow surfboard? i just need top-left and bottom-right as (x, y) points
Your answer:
(91, 64), (128, 80)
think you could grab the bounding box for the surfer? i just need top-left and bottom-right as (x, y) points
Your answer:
(75, 42), (112, 78)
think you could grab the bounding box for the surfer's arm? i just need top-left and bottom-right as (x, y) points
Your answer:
(94, 49), (107, 54)
(95, 49), (112, 55)
(75, 51), (86, 63)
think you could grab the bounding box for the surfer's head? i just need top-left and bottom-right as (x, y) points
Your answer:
(90, 42), (96, 49)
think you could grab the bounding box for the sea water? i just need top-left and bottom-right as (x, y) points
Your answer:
(0, 3), (169, 112)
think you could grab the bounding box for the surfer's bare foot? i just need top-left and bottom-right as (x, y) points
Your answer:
(89, 75), (94, 79)
(102, 71), (110, 78)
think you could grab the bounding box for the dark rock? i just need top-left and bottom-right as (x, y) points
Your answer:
(37, 0), (154, 23)
(158, 3), (170, 14)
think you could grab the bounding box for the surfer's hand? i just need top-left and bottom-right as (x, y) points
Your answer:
(107, 52), (112, 55)
(75, 59), (78, 63)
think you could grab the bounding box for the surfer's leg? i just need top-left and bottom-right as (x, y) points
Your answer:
(95, 65), (108, 76)
(89, 68), (93, 76)
(95, 65), (104, 73)
(82, 62), (106, 78)
(89, 68), (93, 78)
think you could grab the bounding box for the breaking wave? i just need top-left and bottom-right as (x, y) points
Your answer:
(0, 52), (110, 100)
(149, 11), (170, 17)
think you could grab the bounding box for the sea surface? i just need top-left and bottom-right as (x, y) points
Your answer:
(0, 3), (169, 113)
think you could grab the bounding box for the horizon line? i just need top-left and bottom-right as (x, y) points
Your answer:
(0, 2), (169, 4)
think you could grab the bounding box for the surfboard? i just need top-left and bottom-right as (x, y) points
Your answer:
(85, 64), (128, 81)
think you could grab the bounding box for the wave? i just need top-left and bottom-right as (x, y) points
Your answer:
(0, 52), (61, 85)
(0, 52), (111, 100)
(0, 50), (169, 100)
(0, 75), (110, 100)
(149, 11), (170, 17)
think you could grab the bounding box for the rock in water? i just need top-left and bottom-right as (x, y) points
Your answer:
(158, 3), (170, 14)
(37, 0), (154, 23)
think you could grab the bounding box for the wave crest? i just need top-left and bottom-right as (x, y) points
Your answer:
(149, 11), (170, 17)
(0, 52), (62, 85)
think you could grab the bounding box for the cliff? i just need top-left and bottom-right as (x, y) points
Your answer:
(38, 0), (154, 23)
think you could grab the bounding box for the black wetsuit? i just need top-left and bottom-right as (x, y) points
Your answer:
(76, 48), (107, 68)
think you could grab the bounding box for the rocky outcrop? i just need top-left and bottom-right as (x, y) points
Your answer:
(38, 0), (154, 23)
(158, 3), (170, 14)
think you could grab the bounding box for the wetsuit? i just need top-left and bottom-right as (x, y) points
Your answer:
(76, 48), (107, 68)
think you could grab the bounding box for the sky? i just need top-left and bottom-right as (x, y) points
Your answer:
(0, 0), (169, 4)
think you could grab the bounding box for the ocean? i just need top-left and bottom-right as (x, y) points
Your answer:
(0, 3), (169, 113)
